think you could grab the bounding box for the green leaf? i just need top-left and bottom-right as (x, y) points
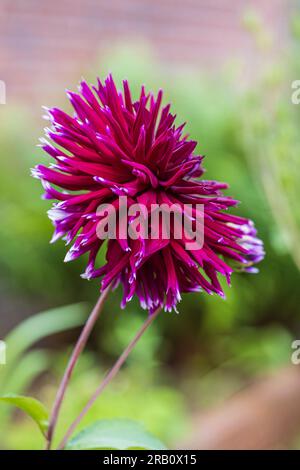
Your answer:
(0, 350), (50, 426)
(65, 419), (167, 450)
(5, 302), (87, 366)
(0, 394), (49, 436)
(1, 350), (50, 395)
(0, 303), (87, 392)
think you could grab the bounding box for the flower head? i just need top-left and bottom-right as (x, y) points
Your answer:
(32, 74), (264, 313)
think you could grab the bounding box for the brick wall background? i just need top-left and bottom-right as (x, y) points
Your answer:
(0, 0), (291, 105)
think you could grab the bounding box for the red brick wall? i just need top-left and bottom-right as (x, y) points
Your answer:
(0, 0), (290, 105)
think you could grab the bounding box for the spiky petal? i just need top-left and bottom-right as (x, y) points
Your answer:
(32, 75), (264, 313)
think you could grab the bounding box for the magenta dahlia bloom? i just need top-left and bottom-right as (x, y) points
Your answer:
(32, 75), (264, 313)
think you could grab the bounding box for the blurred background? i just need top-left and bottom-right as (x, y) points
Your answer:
(0, 0), (300, 450)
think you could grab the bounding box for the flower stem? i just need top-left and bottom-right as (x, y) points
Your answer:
(57, 306), (162, 450)
(46, 284), (112, 450)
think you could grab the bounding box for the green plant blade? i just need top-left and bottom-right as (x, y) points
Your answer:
(5, 302), (87, 366)
(0, 303), (87, 391)
(65, 419), (167, 450)
(1, 349), (50, 395)
(0, 394), (49, 436)
(5, 303), (86, 361)
(0, 350), (50, 427)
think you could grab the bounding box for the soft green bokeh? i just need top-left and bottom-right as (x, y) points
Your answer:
(1, 24), (300, 448)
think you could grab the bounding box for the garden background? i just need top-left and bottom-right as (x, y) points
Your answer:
(0, 0), (300, 449)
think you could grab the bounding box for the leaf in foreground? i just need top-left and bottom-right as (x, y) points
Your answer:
(65, 419), (167, 450)
(0, 394), (49, 436)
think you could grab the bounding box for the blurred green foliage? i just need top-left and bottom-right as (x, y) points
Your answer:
(0, 307), (186, 449)
(1, 19), (300, 448)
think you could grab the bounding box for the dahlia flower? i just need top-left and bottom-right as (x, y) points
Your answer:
(32, 74), (264, 313)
